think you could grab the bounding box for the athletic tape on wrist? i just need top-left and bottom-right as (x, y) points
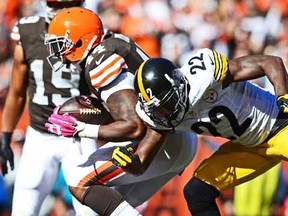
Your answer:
(78, 124), (100, 139)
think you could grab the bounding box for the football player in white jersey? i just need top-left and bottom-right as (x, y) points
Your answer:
(44, 7), (197, 216)
(0, 1), (98, 215)
(130, 48), (288, 215)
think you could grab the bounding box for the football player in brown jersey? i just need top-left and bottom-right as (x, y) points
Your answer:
(45, 7), (197, 216)
(0, 1), (98, 215)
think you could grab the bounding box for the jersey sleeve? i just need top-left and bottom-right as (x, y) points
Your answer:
(209, 49), (229, 82)
(186, 48), (229, 83)
(181, 48), (229, 106)
(87, 51), (128, 89)
(11, 16), (43, 44)
(100, 71), (134, 103)
(10, 21), (20, 42)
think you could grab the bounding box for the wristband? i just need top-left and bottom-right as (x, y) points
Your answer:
(78, 124), (100, 139)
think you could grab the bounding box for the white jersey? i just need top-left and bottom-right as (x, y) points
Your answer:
(137, 48), (280, 147)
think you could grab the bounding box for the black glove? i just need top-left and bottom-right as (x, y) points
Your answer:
(111, 146), (134, 167)
(277, 94), (288, 113)
(0, 132), (14, 175)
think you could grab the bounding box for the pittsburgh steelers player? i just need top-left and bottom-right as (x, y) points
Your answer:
(131, 49), (288, 215)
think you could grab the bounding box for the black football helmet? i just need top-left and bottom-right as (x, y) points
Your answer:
(134, 58), (188, 128)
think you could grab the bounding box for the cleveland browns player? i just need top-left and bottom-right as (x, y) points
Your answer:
(50, 94), (197, 216)
(0, 1), (97, 215)
(44, 7), (198, 215)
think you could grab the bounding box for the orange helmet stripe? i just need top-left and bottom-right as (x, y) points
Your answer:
(137, 61), (151, 102)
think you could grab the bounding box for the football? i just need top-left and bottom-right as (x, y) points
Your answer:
(58, 95), (114, 125)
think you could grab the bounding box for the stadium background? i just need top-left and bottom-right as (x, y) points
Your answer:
(1, 0), (288, 215)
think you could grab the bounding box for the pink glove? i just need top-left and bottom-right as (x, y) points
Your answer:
(45, 106), (85, 137)
(45, 106), (62, 135)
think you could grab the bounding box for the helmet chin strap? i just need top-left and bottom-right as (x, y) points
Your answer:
(81, 35), (97, 61)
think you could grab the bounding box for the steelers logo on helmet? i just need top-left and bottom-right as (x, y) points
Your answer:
(134, 58), (189, 128)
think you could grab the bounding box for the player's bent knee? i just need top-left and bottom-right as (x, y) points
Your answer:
(69, 186), (87, 202)
(183, 177), (220, 216)
(80, 185), (124, 216)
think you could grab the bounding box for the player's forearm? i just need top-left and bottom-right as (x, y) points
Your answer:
(133, 128), (166, 173)
(97, 120), (146, 142)
(2, 94), (26, 132)
(78, 120), (145, 141)
(257, 55), (288, 96)
(111, 128), (165, 176)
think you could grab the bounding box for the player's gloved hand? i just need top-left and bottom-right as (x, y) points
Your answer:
(0, 132), (14, 175)
(111, 146), (135, 167)
(45, 106), (62, 135)
(277, 94), (288, 113)
(45, 106), (63, 135)
(111, 146), (145, 175)
(45, 106), (86, 137)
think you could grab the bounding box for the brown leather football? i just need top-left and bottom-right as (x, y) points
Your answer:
(58, 95), (113, 125)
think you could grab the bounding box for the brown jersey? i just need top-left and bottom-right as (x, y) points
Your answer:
(14, 16), (89, 133)
(84, 32), (149, 96)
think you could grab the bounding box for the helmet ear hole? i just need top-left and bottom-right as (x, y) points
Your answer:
(75, 40), (82, 48)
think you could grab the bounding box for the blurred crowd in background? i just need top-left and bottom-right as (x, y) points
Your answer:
(1, 0), (288, 215)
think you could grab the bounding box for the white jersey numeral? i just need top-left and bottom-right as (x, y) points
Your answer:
(31, 60), (48, 105)
(30, 59), (80, 106)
